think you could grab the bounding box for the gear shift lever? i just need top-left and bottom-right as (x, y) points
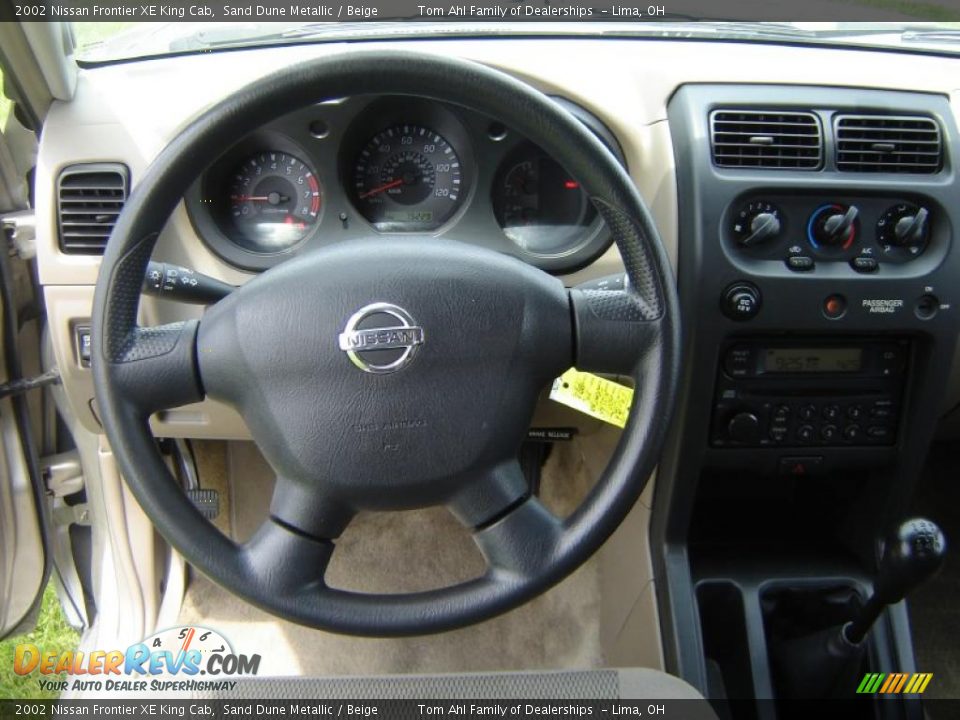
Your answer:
(844, 518), (947, 644)
(771, 518), (946, 698)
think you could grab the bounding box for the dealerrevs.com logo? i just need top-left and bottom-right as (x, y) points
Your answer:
(13, 626), (260, 694)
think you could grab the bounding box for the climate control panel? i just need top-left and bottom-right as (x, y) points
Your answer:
(727, 194), (937, 274)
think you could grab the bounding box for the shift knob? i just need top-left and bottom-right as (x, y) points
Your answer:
(844, 518), (946, 645)
(874, 517), (946, 605)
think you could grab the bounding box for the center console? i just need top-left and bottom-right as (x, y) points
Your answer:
(655, 84), (960, 718)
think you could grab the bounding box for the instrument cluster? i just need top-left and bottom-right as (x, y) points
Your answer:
(186, 95), (622, 273)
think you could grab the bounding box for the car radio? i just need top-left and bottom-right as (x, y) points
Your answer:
(711, 338), (908, 448)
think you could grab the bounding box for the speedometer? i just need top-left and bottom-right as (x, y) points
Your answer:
(351, 125), (464, 231)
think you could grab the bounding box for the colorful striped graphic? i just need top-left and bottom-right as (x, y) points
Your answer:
(857, 672), (933, 694)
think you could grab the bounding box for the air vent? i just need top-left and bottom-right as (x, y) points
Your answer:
(57, 163), (129, 254)
(835, 115), (942, 174)
(710, 110), (822, 169)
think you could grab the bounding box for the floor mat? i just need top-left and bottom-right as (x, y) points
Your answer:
(178, 440), (603, 676)
(909, 442), (960, 703)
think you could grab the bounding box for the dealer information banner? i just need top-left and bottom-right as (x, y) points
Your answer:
(2, 0), (958, 22)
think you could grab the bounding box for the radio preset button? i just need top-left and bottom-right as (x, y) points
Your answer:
(847, 405), (864, 420)
(796, 425), (816, 443)
(799, 405), (817, 421)
(843, 425), (863, 442)
(821, 424), (839, 442)
(823, 405), (840, 421)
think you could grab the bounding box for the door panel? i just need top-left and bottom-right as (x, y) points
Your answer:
(0, 110), (47, 638)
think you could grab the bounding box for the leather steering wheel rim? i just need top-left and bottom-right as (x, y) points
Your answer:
(91, 50), (681, 636)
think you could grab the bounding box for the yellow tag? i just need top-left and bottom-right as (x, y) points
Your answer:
(549, 369), (634, 428)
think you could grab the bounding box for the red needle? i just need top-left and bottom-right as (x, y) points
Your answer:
(231, 195), (271, 202)
(359, 178), (403, 199)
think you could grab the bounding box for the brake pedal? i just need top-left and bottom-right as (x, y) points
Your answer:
(186, 488), (220, 520)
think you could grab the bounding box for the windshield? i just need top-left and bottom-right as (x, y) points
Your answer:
(75, 19), (960, 64)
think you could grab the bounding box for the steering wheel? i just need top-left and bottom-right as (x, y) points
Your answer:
(91, 51), (680, 636)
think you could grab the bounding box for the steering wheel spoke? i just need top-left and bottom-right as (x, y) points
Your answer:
(104, 321), (204, 416)
(570, 287), (664, 376)
(242, 516), (336, 596)
(447, 459), (563, 579)
(473, 495), (564, 580)
(267, 474), (355, 541)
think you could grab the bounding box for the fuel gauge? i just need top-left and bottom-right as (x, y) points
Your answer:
(493, 143), (595, 257)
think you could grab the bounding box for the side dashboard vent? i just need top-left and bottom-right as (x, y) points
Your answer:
(834, 115), (943, 174)
(835, 115), (942, 174)
(57, 163), (129, 255)
(710, 110), (822, 169)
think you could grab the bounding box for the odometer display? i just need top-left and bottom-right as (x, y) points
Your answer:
(352, 125), (464, 231)
(228, 151), (321, 253)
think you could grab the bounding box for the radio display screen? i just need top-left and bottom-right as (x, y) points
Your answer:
(763, 347), (863, 373)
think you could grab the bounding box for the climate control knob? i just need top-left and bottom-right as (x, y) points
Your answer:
(878, 203), (930, 257)
(808, 204), (859, 249)
(732, 201), (783, 247)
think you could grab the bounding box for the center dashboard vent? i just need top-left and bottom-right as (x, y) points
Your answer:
(834, 115), (942, 174)
(710, 110), (823, 169)
(57, 163), (129, 255)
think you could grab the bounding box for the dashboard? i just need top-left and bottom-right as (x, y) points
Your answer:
(183, 95), (620, 274)
(32, 37), (960, 443)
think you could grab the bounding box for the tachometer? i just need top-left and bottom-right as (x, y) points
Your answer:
(228, 151), (321, 252)
(352, 125), (464, 231)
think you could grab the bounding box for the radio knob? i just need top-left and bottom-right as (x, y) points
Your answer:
(728, 411), (761, 443)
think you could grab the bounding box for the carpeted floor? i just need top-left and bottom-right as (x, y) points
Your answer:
(908, 442), (960, 703)
(178, 439), (604, 676)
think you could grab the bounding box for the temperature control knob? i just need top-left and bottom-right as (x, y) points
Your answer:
(878, 203), (930, 257)
(808, 204), (859, 249)
(732, 201), (783, 247)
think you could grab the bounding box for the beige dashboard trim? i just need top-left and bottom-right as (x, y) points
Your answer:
(36, 38), (960, 438)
